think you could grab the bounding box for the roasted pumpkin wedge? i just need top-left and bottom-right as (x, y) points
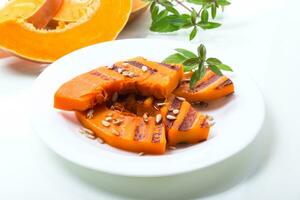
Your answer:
(54, 57), (183, 111)
(0, 0), (63, 28)
(0, 0), (132, 63)
(173, 70), (234, 102)
(76, 104), (166, 154)
(117, 95), (211, 146)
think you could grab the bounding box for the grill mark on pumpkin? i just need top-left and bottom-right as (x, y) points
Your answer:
(124, 61), (157, 74)
(134, 121), (145, 141)
(89, 70), (115, 81)
(216, 79), (233, 89)
(152, 123), (163, 143)
(160, 62), (180, 71)
(165, 98), (182, 129)
(194, 74), (220, 92)
(179, 107), (197, 131)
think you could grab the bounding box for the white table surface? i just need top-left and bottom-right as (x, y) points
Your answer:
(0, 0), (299, 199)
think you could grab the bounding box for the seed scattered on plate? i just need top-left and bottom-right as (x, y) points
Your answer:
(176, 96), (185, 101)
(112, 92), (118, 102)
(86, 109), (94, 119)
(101, 120), (111, 127)
(112, 118), (123, 125)
(143, 113), (149, 122)
(172, 109), (179, 115)
(86, 134), (97, 140)
(97, 138), (105, 144)
(141, 65), (148, 72)
(209, 121), (216, 127)
(206, 115), (214, 121)
(166, 115), (176, 120)
(138, 152), (144, 156)
(169, 146), (176, 150)
(105, 116), (112, 121)
(117, 68), (124, 74)
(79, 127), (94, 135)
(155, 114), (162, 124)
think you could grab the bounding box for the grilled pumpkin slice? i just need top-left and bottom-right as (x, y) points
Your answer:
(54, 57), (183, 111)
(118, 95), (211, 146)
(76, 104), (166, 154)
(173, 70), (234, 102)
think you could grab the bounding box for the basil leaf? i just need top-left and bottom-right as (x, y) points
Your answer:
(208, 65), (223, 76)
(216, 63), (233, 71)
(197, 44), (206, 60)
(175, 48), (197, 58)
(201, 9), (209, 23)
(211, 4), (217, 19)
(183, 57), (199, 66)
(197, 22), (221, 29)
(163, 53), (187, 64)
(189, 26), (198, 40)
(206, 57), (222, 65)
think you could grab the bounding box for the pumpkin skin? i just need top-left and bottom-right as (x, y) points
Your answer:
(0, 0), (132, 63)
(76, 104), (166, 154)
(173, 70), (234, 102)
(0, 0), (63, 28)
(54, 57), (183, 111)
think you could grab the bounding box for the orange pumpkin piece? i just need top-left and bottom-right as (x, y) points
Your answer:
(0, 0), (63, 29)
(173, 70), (234, 102)
(76, 104), (166, 154)
(0, 0), (132, 63)
(54, 57), (183, 111)
(118, 95), (211, 146)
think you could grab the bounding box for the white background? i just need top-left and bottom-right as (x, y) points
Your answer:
(0, 0), (299, 199)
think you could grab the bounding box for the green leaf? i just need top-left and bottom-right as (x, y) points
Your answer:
(201, 9), (209, 23)
(150, 14), (191, 32)
(198, 22), (221, 30)
(208, 65), (223, 76)
(216, 63), (233, 71)
(217, 0), (231, 6)
(197, 44), (206, 60)
(165, 5), (180, 15)
(211, 4), (217, 19)
(206, 57), (222, 65)
(190, 63), (206, 89)
(184, 64), (198, 72)
(163, 53), (187, 64)
(183, 57), (199, 66)
(150, 3), (159, 20)
(191, 8), (197, 25)
(175, 48), (197, 58)
(189, 26), (198, 40)
(187, 0), (210, 5)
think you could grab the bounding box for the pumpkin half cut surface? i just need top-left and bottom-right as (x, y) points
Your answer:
(0, 0), (132, 63)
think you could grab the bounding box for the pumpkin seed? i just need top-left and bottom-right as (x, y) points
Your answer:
(143, 113), (149, 122)
(176, 96), (185, 101)
(97, 138), (105, 144)
(172, 109), (180, 115)
(86, 109), (94, 119)
(141, 65), (148, 72)
(101, 120), (111, 127)
(112, 118), (123, 125)
(166, 115), (176, 120)
(138, 152), (144, 156)
(117, 68), (124, 74)
(105, 116), (112, 122)
(155, 114), (162, 124)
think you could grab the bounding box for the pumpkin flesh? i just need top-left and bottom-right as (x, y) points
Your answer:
(54, 57), (183, 111)
(173, 70), (234, 102)
(0, 0), (132, 63)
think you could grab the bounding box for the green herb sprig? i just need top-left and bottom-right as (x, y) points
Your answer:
(163, 44), (233, 89)
(143, 0), (230, 40)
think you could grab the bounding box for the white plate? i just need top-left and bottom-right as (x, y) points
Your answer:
(30, 39), (265, 177)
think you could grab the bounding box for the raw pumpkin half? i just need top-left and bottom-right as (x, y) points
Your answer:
(0, 0), (63, 28)
(0, 0), (132, 63)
